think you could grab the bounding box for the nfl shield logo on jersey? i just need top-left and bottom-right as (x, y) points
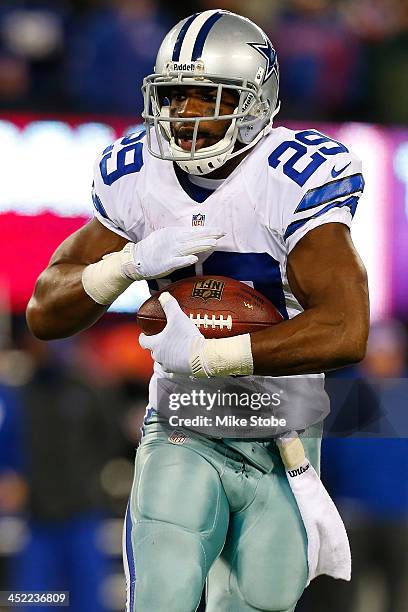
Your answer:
(192, 213), (205, 226)
(168, 430), (188, 445)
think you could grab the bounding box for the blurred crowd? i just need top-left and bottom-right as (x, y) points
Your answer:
(0, 316), (152, 611)
(0, 0), (407, 124)
(1, 312), (408, 612)
(301, 320), (408, 612)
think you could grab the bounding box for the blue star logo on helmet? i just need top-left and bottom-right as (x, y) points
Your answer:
(247, 38), (277, 83)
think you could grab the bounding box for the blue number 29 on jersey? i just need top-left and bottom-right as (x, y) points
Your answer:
(100, 131), (145, 186)
(268, 130), (349, 187)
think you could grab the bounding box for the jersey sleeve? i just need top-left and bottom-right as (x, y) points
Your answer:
(91, 135), (145, 241)
(283, 151), (364, 254)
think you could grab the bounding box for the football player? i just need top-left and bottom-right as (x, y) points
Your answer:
(27, 10), (369, 612)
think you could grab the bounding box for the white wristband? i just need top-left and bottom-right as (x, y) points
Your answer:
(82, 243), (137, 305)
(190, 333), (254, 377)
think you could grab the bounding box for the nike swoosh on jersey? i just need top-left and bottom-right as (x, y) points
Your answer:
(331, 161), (352, 178)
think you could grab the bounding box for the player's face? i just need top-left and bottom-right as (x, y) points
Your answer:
(168, 86), (238, 151)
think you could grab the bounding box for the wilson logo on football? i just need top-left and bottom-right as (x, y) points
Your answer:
(192, 279), (225, 301)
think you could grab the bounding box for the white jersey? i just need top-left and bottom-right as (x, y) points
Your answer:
(92, 126), (364, 430)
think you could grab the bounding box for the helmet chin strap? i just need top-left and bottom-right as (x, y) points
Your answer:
(171, 118), (238, 175)
(172, 101), (281, 176)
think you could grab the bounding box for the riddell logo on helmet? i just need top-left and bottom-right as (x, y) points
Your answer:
(166, 61), (204, 73)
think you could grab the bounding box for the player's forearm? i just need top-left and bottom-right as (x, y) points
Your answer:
(250, 306), (368, 376)
(26, 263), (107, 340)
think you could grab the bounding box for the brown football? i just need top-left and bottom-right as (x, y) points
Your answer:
(136, 276), (283, 339)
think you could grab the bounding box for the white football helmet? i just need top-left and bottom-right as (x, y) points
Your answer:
(142, 9), (280, 175)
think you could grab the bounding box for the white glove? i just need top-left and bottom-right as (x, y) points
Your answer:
(82, 226), (224, 305)
(122, 226), (225, 280)
(139, 292), (254, 377)
(139, 292), (205, 375)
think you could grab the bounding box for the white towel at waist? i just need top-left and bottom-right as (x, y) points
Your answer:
(276, 433), (351, 586)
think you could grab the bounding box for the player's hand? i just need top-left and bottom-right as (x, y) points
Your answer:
(139, 292), (205, 375)
(121, 227), (225, 281)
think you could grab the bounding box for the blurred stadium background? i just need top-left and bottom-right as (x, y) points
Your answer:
(0, 1), (407, 611)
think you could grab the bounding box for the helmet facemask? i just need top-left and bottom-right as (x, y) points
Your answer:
(142, 71), (275, 175)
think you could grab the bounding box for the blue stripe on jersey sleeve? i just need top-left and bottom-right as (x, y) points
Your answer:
(284, 195), (360, 240)
(294, 174), (364, 213)
(191, 12), (224, 60)
(172, 13), (199, 60)
(92, 191), (109, 219)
